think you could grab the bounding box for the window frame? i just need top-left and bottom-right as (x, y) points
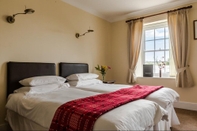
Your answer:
(142, 21), (171, 77)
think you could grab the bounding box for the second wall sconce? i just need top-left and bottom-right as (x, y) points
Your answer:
(7, 8), (35, 24)
(75, 29), (94, 38)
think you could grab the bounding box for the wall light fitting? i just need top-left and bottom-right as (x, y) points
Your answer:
(75, 29), (94, 38)
(7, 8), (35, 24)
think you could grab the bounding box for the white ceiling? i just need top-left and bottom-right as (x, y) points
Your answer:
(62, 0), (197, 22)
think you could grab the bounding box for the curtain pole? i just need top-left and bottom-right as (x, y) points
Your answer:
(125, 5), (192, 23)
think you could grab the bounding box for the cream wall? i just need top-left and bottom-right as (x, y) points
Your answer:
(0, 0), (112, 124)
(111, 3), (197, 103)
(1, 0), (197, 126)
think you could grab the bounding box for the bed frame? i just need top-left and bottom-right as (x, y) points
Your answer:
(7, 62), (56, 97)
(59, 62), (88, 78)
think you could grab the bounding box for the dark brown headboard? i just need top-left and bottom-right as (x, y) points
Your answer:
(59, 62), (88, 78)
(7, 62), (56, 97)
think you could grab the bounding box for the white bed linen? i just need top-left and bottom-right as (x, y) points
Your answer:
(69, 83), (180, 127)
(6, 109), (166, 131)
(69, 83), (179, 109)
(6, 87), (168, 130)
(6, 109), (47, 131)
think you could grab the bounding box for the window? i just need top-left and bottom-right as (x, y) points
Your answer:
(142, 21), (175, 77)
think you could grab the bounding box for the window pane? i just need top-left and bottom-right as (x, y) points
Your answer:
(155, 51), (164, 61)
(155, 40), (164, 50)
(143, 22), (172, 77)
(145, 30), (154, 40)
(155, 28), (164, 39)
(166, 65), (170, 73)
(155, 51), (164, 74)
(145, 52), (154, 63)
(166, 39), (169, 49)
(155, 66), (160, 73)
(165, 51), (169, 63)
(165, 27), (169, 38)
(145, 41), (154, 51)
(165, 51), (170, 73)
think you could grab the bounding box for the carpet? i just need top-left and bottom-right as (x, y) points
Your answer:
(172, 108), (197, 130)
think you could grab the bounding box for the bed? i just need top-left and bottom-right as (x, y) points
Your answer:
(6, 61), (56, 130)
(59, 62), (180, 129)
(5, 61), (168, 131)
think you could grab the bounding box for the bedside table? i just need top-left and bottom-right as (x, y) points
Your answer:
(103, 80), (115, 84)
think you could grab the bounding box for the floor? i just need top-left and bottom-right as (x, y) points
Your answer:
(172, 108), (197, 130)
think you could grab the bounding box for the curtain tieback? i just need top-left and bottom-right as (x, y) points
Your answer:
(129, 69), (134, 74)
(177, 67), (187, 73)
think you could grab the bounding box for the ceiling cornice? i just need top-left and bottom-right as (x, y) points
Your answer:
(62, 0), (197, 23)
(111, 0), (197, 22)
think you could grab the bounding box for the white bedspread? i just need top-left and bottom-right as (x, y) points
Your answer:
(6, 87), (168, 130)
(70, 83), (179, 109)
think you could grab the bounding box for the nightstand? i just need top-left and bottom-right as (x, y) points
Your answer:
(103, 80), (115, 84)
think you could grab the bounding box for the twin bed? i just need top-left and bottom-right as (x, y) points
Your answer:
(6, 62), (180, 131)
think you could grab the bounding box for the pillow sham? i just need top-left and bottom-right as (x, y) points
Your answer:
(68, 79), (102, 87)
(19, 76), (66, 86)
(66, 73), (99, 81)
(14, 83), (70, 94)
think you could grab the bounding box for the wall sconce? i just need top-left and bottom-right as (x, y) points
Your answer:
(75, 29), (94, 38)
(7, 8), (35, 24)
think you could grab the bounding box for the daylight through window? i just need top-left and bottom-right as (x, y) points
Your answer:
(143, 21), (175, 77)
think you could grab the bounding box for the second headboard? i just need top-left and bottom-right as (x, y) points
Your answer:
(59, 62), (89, 78)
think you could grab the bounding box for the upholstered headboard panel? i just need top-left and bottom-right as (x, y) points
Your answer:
(59, 62), (88, 78)
(7, 62), (56, 97)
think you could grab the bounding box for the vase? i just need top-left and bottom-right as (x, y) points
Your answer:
(102, 74), (105, 82)
(159, 69), (162, 77)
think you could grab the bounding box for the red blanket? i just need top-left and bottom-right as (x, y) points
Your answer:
(49, 85), (163, 131)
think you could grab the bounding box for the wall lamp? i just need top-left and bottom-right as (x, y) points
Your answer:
(7, 8), (35, 24)
(75, 29), (94, 38)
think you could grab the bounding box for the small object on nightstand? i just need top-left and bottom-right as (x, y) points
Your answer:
(103, 80), (115, 84)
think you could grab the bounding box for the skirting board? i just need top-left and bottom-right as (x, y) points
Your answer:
(174, 101), (197, 111)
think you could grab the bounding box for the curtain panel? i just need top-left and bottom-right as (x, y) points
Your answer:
(168, 9), (194, 88)
(127, 19), (143, 83)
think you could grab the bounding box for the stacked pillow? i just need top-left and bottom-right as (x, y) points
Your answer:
(15, 76), (68, 94)
(19, 76), (66, 86)
(66, 73), (102, 87)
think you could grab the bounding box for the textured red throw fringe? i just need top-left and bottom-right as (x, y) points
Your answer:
(49, 84), (163, 131)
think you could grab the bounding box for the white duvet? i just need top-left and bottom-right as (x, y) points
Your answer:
(70, 83), (180, 109)
(6, 85), (168, 130)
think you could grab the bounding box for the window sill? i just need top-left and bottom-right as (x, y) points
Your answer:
(137, 76), (175, 80)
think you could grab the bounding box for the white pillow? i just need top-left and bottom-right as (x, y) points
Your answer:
(68, 79), (102, 87)
(19, 76), (66, 86)
(14, 83), (70, 94)
(14, 87), (30, 93)
(66, 73), (99, 81)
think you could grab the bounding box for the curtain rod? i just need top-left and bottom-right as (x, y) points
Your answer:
(125, 5), (192, 23)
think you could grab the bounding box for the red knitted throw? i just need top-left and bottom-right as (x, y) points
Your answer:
(49, 85), (163, 131)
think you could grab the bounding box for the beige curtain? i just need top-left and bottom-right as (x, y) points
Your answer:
(168, 9), (194, 88)
(128, 19), (143, 83)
